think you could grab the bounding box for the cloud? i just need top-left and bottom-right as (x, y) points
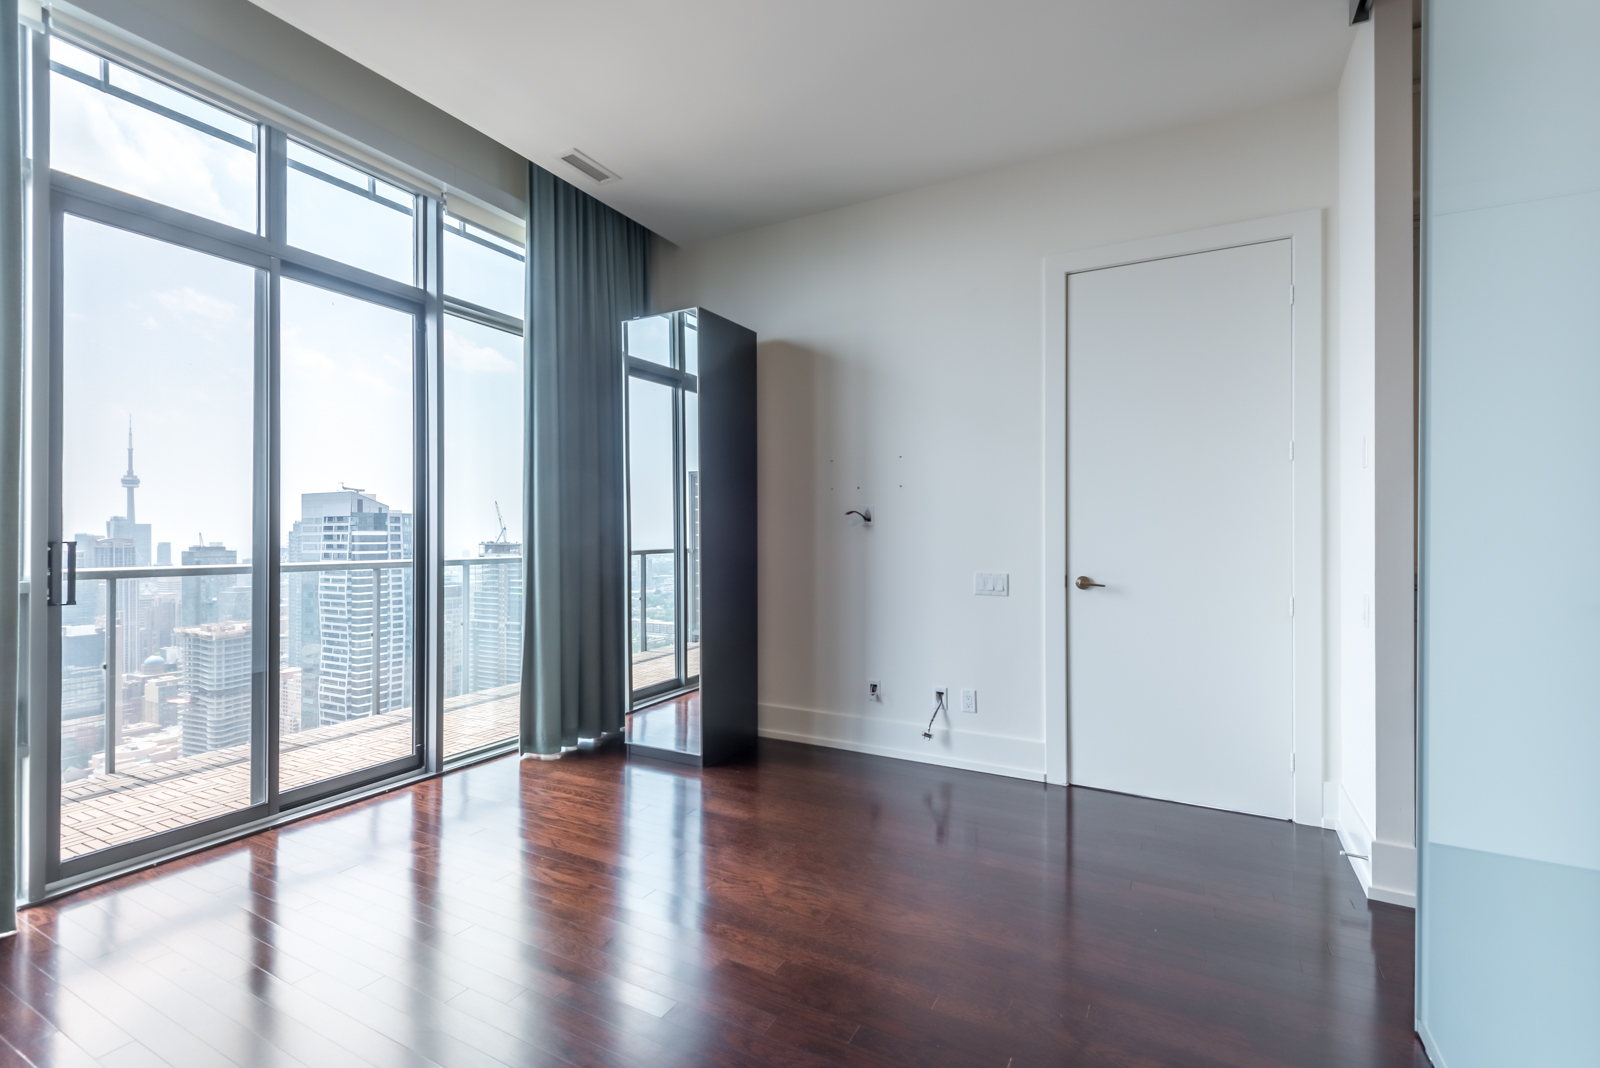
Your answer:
(155, 287), (239, 321)
(444, 329), (519, 375)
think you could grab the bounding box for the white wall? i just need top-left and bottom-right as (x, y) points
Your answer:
(656, 95), (1340, 783)
(1369, 0), (1418, 908)
(1333, 0), (1417, 908)
(1335, 19), (1379, 893)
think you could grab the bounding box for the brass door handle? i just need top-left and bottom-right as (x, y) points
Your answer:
(1075, 576), (1105, 590)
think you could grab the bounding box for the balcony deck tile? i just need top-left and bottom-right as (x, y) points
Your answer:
(59, 686), (520, 860)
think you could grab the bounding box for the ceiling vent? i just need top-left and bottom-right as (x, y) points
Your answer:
(560, 149), (619, 185)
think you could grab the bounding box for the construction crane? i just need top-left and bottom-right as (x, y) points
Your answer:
(494, 501), (507, 544)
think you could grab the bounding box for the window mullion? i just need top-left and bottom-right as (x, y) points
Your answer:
(255, 263), (279, 812)
(421, 196), (444, 774)
(259, 128), (286, 811)
(263, 128), (287, 244)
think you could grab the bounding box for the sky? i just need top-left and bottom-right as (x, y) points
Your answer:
(626, 317), (698, 554)
(53, 52), (525, 562)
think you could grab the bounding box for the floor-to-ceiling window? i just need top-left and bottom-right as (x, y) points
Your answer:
(440, 214), (525, 759)
(625, 310), (699, 704)
(27, 28), (525, 891)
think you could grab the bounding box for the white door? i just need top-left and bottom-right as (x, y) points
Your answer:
(1068, 240), (1294, 819)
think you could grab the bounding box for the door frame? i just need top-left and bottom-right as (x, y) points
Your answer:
(623, 311), (702, 708)
(1041, 210), (1325, 826)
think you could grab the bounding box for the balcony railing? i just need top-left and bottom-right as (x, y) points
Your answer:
(73, 556), (523, 754)
(58, 556), (525, 859)
(445, 555), (522, 703)
(630, 548), (674, 654)
(75, 558), (415, 775)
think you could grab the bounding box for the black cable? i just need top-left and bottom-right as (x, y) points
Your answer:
(922, 690), (947, 739)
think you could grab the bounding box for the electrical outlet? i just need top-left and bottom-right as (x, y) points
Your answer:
(867, 680), (882, 702)
(961, 689), (977, 713)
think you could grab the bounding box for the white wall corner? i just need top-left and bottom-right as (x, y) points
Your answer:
(1334, 783), (1416, 908)
(1370, 0), (1418, 884)
(1322, 781), (1339, 829)
(1334, 783), (1375, 896)
(1369, 838), (1417, 908)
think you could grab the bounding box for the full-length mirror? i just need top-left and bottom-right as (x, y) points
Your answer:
(621, 308), (755, 766)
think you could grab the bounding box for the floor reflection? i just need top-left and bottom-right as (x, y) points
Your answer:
(407, 779), (442, 1064)
(622, 762), (706, 929)
(626, 691), (701, 757)
(246, 831), (278, 1034)
(4, 742), (1425, 1067)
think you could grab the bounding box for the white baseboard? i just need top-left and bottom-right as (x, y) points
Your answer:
(1416, 1017), (1448, 1068)
(1332, 784), (1375, 895)
(1369, 838), (1417, 908)
(1367, 882), (1416, 908)
(1327, 784), (1416, 908)
(758, 702), (1046, 781)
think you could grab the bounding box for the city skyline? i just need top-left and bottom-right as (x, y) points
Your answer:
(62, 216), (524, 560)
(46, 38), (529, 855)
(60, 442), (525, 777)
(69, 423), (516, 566)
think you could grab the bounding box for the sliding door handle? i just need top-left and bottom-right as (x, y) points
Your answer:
(47, 541), (79, 606)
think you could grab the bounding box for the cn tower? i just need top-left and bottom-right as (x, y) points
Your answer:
(121, 418), (140, 523)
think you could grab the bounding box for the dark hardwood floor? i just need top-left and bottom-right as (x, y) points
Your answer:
(0, 741), (1429, 1067)
(626, 692), (701, 758)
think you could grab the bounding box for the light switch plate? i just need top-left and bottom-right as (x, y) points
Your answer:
(974, 572), (1009, 596)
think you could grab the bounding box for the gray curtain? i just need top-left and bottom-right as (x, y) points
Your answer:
(520, 164), (650, 757)
(0, 0), (24, 933)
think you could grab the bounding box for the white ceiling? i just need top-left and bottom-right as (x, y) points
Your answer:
(245, 0), (1354, 245)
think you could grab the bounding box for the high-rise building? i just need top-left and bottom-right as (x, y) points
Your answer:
(140, 668), (182, 727)
(179, 542), (242, 627)
(443, 579), (463, 698)
(281, 528), (321, 730)
(141, 592), (179, 653)
(106, 517), (152, 569)
(279, 666), (303, 737)
(76, 533), (136, 569)
(176, 621), (252, 756)
(290, 490), (412, 727)
(61, 623), (105, 731)
(124, 653), (175, 726)
(467, 540), (522, 693)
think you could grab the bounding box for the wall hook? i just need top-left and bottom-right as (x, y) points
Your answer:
(845, 509), (872, 527)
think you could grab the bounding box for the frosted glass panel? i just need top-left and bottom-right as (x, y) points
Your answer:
(1419, 3), (1600, 1065)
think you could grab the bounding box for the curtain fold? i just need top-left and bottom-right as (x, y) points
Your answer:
(520, 164), (650, 756)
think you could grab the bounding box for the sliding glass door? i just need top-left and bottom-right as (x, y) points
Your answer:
(441, 310), (525, 758)
(277, 280), (418, 798)
(625, 311), (699, 704)
(55, 215), (260, 864)
(27, 27), (526, 892)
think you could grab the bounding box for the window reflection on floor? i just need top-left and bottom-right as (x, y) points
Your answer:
(622, 763), (704, 930)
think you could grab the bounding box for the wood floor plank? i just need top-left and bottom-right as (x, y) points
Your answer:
(4, 740), (1431, 1067)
